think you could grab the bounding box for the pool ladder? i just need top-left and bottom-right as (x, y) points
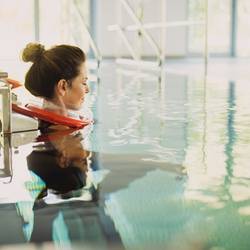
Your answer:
(0, 72), (11, 134)
(0, 72), (12, 180)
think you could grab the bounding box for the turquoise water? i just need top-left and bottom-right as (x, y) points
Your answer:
(91, 64), (250, 250)
(0, 63), (250, 249)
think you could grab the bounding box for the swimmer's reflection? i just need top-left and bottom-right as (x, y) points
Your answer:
(27, 130), (97, 201)
(25, 131), (102, 244)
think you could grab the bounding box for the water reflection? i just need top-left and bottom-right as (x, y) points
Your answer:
(98, 69), (250, 250)
(22, 130), (100, 243)
(98, 70), (188, 165)
(27, 132), (90, 196)
(1, 65), (250, 249)
(0, 127), (121, 249)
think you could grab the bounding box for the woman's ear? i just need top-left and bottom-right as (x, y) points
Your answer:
(56, 79), (67, 97)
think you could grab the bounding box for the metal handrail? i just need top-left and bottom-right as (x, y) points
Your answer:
(0, 134), (12, 181)
(0, 73), (11, 134)
(0, 72), (8, 79)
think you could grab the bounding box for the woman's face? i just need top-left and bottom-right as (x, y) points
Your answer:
(62, 63), (89, 110)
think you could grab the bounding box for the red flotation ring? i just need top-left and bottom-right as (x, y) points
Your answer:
(12, 104), (90, 129)
(5, 78), (23, 88)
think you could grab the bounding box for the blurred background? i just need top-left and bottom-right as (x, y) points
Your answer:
(1, 2), (250, 249)
(0, 0), (249, 79)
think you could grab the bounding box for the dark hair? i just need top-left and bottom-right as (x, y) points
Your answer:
(22, 43), (86, 99)
(27, 150), (86, 193)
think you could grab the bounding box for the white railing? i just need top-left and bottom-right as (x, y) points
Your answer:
(108, 0), (208, 70)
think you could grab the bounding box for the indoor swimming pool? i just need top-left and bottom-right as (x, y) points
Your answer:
(0, 62), (250, 250)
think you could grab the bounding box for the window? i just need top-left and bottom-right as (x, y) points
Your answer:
(237, 0), (250, 57)
(188, 0), (231, 55)
(39, 0), (90, 52)
(0, 0), (34, 61)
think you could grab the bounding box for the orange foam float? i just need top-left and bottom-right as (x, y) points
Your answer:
(7, 78), (92, 129)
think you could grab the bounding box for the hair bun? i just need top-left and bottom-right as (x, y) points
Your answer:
(22, 43), (45, 63)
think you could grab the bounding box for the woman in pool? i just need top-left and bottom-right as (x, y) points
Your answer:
(22, 43), (90, 130)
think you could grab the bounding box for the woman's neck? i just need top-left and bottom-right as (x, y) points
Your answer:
(43, 98), (68, 116)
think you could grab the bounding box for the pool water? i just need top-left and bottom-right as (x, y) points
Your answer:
(0, 62), (250, 250)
